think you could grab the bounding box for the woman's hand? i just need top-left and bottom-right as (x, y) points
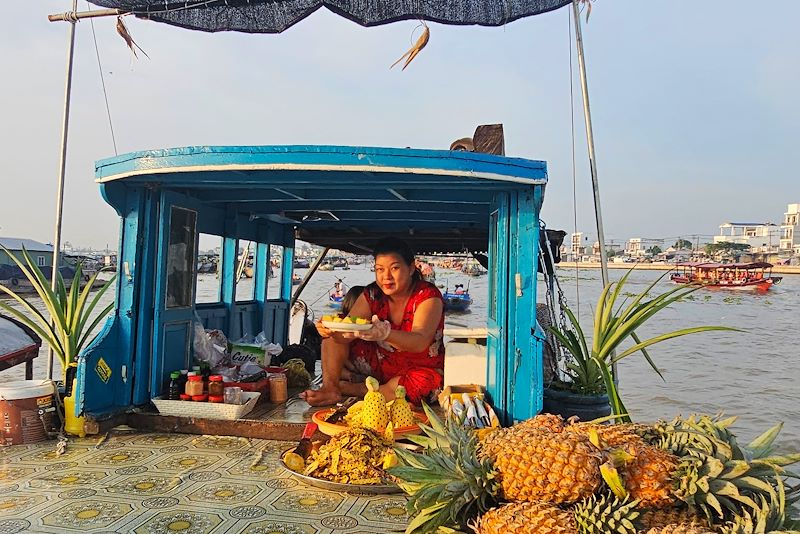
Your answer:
(315, 320), (334, 339)
(352, 315), (391, 342)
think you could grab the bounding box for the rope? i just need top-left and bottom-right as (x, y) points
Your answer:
(86, 2), (118, 155)
(567, 6), (580, 316)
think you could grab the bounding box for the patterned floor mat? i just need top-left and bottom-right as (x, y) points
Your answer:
(0, 432), (410, 533)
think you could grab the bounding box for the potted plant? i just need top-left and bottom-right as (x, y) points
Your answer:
(0, 246), (115, 435)
(546, 269), (737, 422)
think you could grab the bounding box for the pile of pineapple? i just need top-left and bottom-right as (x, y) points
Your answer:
(389, 410), (800, 534)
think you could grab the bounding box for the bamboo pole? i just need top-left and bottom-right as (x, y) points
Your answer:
(48, 0), (79, 380)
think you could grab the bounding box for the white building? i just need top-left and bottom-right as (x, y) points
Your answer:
(779, 203), (800, 255)
(625, 238), (643, 257)
(714, 222), (779, 253)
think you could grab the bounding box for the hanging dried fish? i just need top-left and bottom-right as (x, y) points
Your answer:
(391, 20), (429, 71)
(116, 15), (150, 60)
(579, 0), (594, 23)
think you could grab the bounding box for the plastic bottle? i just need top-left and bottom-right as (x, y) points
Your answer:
(167, 371), (182, 400)
(208, 375), (224, 397)
(185, 375), (204, 397)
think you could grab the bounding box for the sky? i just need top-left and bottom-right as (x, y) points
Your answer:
(1, 1), (798, 251)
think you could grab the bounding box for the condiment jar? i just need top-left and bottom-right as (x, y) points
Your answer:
(208, 375), (224, 397)
(185, 375), (204, 397)
(269, 373), (288, 404)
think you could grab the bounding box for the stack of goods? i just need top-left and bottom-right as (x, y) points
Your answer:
(389, 411), (800, 533)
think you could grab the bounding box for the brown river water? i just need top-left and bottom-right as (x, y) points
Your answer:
(3, 265), (798, 450)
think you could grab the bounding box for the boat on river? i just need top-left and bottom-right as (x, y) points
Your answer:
(670, 262), (782, 291)
(442, 284), (473, 312)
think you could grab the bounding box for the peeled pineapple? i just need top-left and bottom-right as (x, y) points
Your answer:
(390, 385), (416, 428)
(361, 376), (389, 432)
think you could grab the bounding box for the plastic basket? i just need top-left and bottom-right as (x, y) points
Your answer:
(151, 392), (260, 420)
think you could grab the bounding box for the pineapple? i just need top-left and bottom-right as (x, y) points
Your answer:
(471, 502), (577, 534)
(483, 427), (602, 504)
(639, 508), (709, 531)
(515, 413), (566, 433)
(567, 421), (648, 448)
(472, 494), (640, 534)
(641, 525), (716, 534)
(390, 385), (416, 428)
(619, 442), (678, 509)
(361, 376), (389, 432)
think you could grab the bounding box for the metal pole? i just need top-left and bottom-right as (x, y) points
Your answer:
(48, 0), (79, 380)
(571, 0), (610, 288)
(290, 247), (331, 307)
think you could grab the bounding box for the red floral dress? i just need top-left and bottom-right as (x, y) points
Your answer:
(348, 280), (445, 404)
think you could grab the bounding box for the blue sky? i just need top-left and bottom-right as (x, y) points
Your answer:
(1, 1), (798, 250)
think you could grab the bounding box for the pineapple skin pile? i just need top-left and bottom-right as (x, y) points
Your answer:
(390, 412), (800, 534)
(302, 427), (392, 485)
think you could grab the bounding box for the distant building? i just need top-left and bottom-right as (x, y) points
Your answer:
(625, 238), (643, 257)
(779, 203), (800, 255)
(0, 237), (58, 268)
(713, 222), (778, 253)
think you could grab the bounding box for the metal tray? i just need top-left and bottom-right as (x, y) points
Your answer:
(279, 448), (401, 494)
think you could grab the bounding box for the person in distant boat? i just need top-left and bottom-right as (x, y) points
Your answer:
(301, 237), (445, 406)
(454, 284), (465, 294)
(332, 278), (345, 298)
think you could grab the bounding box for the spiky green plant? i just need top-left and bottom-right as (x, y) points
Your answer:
(550, 269), (739, 422)
(670, 418), (800, 524)
(572, 493), (640, 534)
(0, 246), (115, 372)
(389, 404), (499, 534)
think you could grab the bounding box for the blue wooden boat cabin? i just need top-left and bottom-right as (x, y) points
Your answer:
(77, 145), (549, 434)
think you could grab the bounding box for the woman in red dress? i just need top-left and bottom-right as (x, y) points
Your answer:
(301, 238), (445, 406)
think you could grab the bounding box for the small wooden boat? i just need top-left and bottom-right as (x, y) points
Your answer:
(670, 262), (782, 291)
(443, 284), (472, 312)
(328, 279), (348, 309)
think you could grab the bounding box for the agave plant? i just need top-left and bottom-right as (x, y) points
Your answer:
(0, 246), (115, 374)
(550, 269), (739, 422)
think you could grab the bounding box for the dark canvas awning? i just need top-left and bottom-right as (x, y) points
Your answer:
(87, 0), (571, 33)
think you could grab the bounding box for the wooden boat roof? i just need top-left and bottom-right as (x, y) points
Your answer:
(675, 262), (773, 269)
(96, 145), (547, 254)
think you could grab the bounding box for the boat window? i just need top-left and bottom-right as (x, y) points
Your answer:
(165, 207), (197, 309)
(235, 240), (255, 302)
(268, 245), (284, 299)
(196, 234), (222, 304)
(488, 210), (498, 321)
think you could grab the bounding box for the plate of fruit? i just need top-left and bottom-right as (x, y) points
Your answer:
(312, 378), (428, 437)
(320, 315), (373, 332)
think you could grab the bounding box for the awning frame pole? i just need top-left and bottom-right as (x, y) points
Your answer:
(48, 0), (79, 380)
(290, 247), (331, 307)
(571, 0), (610, 289)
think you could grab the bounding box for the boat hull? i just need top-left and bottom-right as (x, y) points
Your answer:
(443, 294), (472, 312)
(670, 275), (779, 291)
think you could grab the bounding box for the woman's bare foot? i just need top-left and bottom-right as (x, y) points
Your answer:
(339, 381), (367, 397)
(300, 386), (343, 406)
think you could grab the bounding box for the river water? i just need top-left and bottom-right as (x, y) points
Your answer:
(3, 265), (798, 449)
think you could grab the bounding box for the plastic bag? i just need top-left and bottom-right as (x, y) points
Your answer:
(192, 315), (228, 368)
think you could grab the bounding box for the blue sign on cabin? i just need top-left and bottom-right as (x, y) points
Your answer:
(78, 145), (548, 425)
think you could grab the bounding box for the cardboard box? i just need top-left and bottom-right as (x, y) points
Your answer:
(437, 384), (485, 409)
(229, 343), (269, 366)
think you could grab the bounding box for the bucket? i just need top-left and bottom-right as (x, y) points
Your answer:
(0, 380), (55, 446)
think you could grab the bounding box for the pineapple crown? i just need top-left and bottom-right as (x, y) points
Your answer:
(572, 493), (640, 534)
(388, 404), (499, 533)
(395, 385), (407, 399)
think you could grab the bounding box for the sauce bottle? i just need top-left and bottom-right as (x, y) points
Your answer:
(167, 371), (182, 400)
